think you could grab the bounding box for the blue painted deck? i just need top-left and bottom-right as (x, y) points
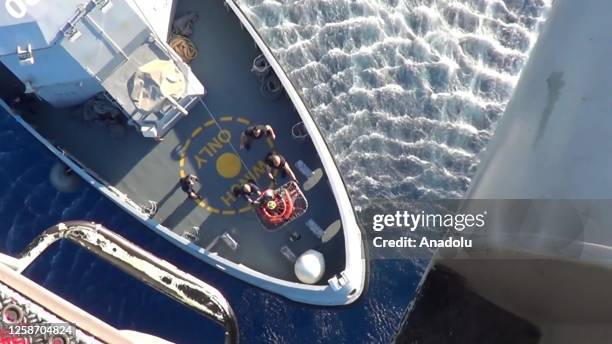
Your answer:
(17, 0), (345, 283)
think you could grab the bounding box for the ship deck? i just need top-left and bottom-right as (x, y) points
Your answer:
(18, 0), (345, 283)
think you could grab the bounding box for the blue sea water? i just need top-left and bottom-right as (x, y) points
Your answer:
(0, 0), (550, 343)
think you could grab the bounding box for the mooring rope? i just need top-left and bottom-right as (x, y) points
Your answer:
(170, 35), (198, 64)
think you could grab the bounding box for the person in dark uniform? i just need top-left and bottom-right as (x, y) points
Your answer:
(180, 174), (201, 200)
(265, 151), (297, 183)
(236, 180), (263, 204)
(233, 180), (275, 209)
(240, 124), (276, 150)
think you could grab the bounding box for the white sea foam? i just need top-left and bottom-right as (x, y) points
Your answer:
(237, 0), (551, 209)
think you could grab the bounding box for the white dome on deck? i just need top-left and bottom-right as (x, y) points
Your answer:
(294, 249), (325, 284)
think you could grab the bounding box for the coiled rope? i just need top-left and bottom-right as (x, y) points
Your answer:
(170, 35), (198, 64)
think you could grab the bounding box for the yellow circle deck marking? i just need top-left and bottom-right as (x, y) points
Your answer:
(191, 126), (203, 138)
(182, 138), (192, 154)
(237, 117), (251, 125)
(216, 152), (242, 178)
(179, 115), (275, 215)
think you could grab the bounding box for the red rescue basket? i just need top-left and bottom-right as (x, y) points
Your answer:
(255, 181), (308, 230)
(260, 189), (294, 225)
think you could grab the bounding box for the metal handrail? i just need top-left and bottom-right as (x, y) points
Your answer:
(0, 221), (239, 344)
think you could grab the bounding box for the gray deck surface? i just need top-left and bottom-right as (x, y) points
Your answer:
(20, 0), (345, 283)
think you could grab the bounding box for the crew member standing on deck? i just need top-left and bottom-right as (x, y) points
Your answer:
(265, 151), (298, 183)
(180, 174), (201, 200)
(240, 124), (276, 150)
(234, 180), (263, 204)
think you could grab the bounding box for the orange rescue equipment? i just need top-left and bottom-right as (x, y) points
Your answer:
(259, 189), (294, 225)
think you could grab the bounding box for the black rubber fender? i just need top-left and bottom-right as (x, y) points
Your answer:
(49, 162), (81, 193)
(251, 54), (271, 79)
(260, 73), (283, 100)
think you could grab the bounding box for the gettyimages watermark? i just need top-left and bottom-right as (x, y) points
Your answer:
(359, 199), (597, 260)
(371, 210), (486, 248)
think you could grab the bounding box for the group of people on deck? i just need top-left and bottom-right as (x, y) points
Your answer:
(236, 123), (299, 205)
(180, 123), (299, 204)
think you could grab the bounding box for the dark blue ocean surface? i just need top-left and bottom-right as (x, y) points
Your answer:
(0, 110), (425, 343)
